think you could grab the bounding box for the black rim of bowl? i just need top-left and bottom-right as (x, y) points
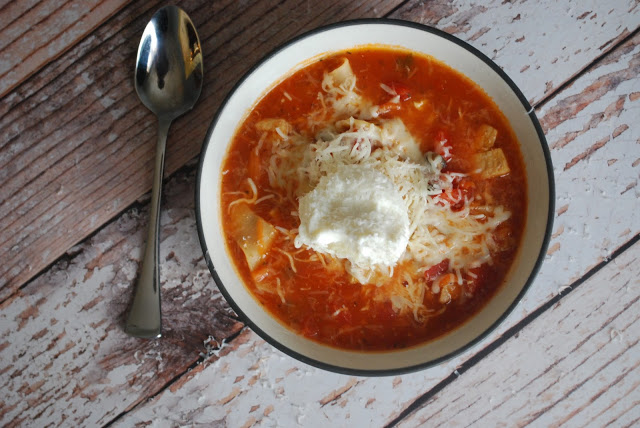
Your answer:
(195, 18), (556, 376)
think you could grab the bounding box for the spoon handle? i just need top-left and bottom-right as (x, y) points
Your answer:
(125, 118), (172, 338)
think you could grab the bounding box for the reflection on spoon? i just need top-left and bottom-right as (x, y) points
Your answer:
(125, 6), (203, 339)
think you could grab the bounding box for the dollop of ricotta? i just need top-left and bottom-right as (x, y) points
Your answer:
(295, 164), (410, 268)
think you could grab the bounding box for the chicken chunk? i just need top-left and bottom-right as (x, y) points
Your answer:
(474, 124), (498, 151)
(229, 204), (277, 270)
(472, 148), (510, 179)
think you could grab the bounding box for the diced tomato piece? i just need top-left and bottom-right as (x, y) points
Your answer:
(452, 177), (476, 204)
(434, 130), (453, 161)
(424, 259), (450, 280)
(434, 192), (460, 210)
(448, 189), (464, 201)
(435, 189), (465, 211)
(433, 177), (476, 211)
(455, 177), (476, 194)
(385, 81), (412, 101)
(377, 82), (413, 115)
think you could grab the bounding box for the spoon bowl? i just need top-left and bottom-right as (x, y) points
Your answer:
(135, 6), (203, 119)
(126, 5), (203, 338)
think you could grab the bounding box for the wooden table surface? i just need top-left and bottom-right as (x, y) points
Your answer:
(1, 0), (639, 426)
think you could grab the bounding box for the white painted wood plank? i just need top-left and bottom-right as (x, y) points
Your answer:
(395, 243), (640, 428)
(534, 32), (640, 296)
(114, 20), (640, 426)
(0, 168), (244, 427)
(2, 1), (639, 426)
(392, 0), (640, 105)
(114, 240), (639, 428)
(113, 33), (640, 427)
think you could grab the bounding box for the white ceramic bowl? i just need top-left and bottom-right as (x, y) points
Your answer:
(196, 20), (554, 375)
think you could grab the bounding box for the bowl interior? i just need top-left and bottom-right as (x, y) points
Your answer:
(197, 21), (552, 374)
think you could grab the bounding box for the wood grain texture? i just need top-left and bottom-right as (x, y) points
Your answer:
(0, 0), (404, 301)
(0, 0), (639, 426)
(536, 31), (640, 295)
(0, 0), (130, 97)
(391, 0), (640, 105)
(0, 166), (244, 427)
(107, 16), (640, 428)
(81, 34), (640, 425)
(396, 242), (640, 428)
(0, 1), (638, 300)
(113, 240), (640, 427)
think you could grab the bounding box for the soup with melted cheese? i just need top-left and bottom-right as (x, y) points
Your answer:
(220, 47), (527, 351)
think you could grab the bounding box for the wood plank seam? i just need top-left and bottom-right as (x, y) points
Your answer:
(0, 1), (72, 51)
(2, 2), (628, 301)
(534, 26), (640, 111)
(384, 0), (410, 17)
(101, 326), (249, 427)
(0, 0), (412, 296)
(589, 376), (640, 425)
(501, 294), (639, 423)
(550, 332), (640, 426)
(0, 0), (160, 129)
(0, 185), (154, 305)
(383, 233), (640, 427)
(0, 0), (133, 98)
(0, 1), (96, 78)
(0, 0), (409, 298)
(0, 3), (636, 424)
(526, 331), (639, 426)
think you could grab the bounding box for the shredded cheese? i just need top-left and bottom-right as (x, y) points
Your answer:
(255, 58), (511, 317)
(275, 248), (297, 273)
(227, 178), (258, 211)
(276, 278), (285, 303)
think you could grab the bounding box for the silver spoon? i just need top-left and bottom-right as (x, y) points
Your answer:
(125, 5), (203, 338)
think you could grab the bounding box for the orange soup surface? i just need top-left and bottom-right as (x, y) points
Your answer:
(221, 47), (527, 351)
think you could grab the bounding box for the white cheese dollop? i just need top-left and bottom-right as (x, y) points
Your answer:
(295, 164), (410, 268)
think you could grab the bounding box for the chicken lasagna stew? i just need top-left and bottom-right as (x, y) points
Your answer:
(220, 47), (527, 351)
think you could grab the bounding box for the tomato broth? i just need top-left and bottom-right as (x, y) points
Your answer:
(221, 47), (527, 351)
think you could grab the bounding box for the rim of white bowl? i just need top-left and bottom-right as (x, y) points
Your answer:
(195, 18), (555, 376)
